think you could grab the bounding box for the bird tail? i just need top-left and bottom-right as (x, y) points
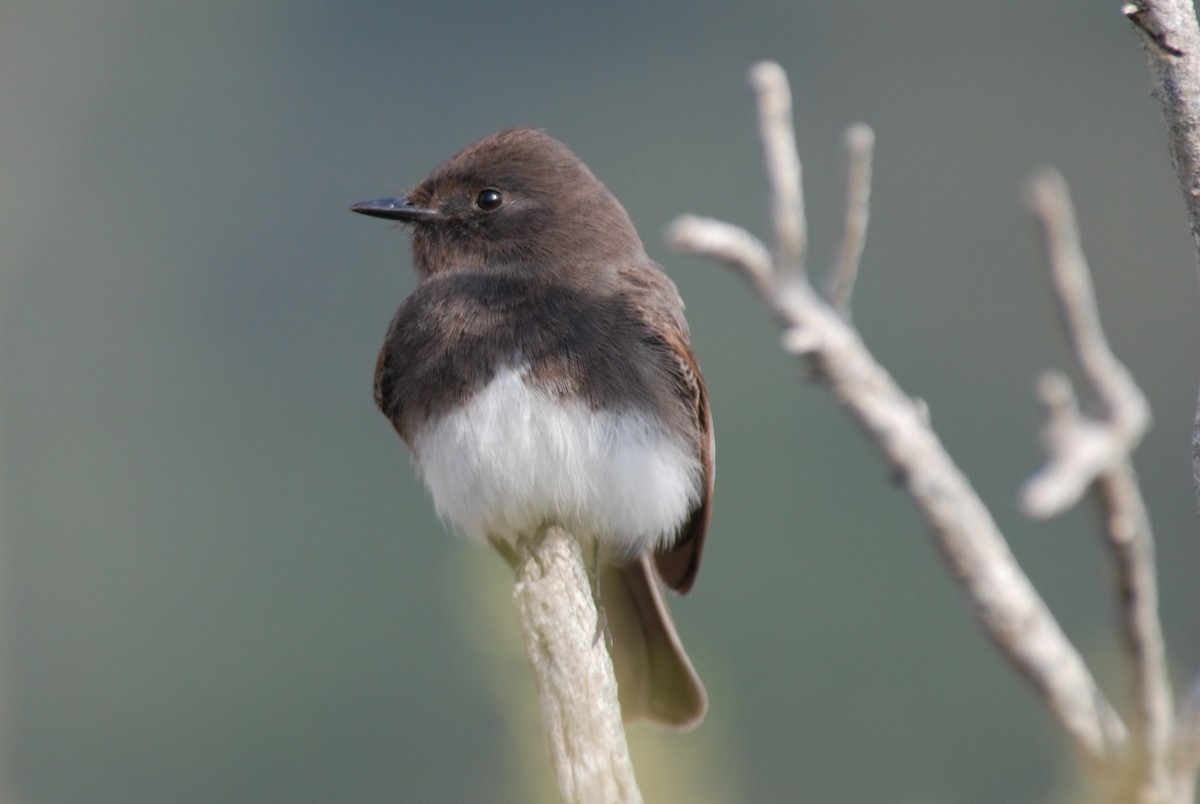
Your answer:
(600, 552), (708, 730)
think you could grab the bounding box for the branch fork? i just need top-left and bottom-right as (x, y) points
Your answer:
(669, 60), (1190, 801)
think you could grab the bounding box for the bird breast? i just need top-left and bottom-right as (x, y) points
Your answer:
(410, 364), (702, 555)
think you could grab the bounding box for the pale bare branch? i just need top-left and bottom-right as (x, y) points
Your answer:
(1095, 465), (1173, 802)
(829, 124), (875, 313)
(1023, 371), (1114, 516)
(668, 68), (1129, 771)
(1123, 0), (1200, 261)
(1018, 169), (1171, 798)
(668, 215), (774, 296)
(512, 527), (643, 804)
(1020, 170), (1151, 518)
(749, 61), (805, 277)
(1123, 0), (1200, 531)
(1123, 9), (1200, 794)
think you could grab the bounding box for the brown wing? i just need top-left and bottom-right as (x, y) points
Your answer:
(652, 328), (713, 594)
(614, 261), (714, 595)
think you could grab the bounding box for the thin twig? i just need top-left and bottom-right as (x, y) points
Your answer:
(1020, 169), (1170, 799)
(669, 65), (1129, 772)
(829, 124), (875, 314)
(1020, 170), (1151, 518)
(1095, 466), (1173, 801)
(512, 527), (643, 804)
(665, 215), (775, 297)
(749, 62), (806, 277)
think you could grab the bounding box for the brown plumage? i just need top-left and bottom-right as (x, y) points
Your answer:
(354, 127), (713, 728)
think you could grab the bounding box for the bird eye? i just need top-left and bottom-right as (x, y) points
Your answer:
(476, 189), (503, 211)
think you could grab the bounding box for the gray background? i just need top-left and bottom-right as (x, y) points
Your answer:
(3, 1), (1198, 802)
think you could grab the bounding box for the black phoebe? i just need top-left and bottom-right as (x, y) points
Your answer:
(353, 127), (712, 729)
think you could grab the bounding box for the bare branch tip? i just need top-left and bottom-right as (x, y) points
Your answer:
(1020, 485), (1058, 520)
(1035, 370), (1076, 411)
(665, 214), (705, 247)
(843, 123), (875, 152)
(666, 215), (775, 287)
(747, 60), (806, 277)
(1122, 2), (1186, 56)
(1024, 167), (1069, 212)
(829, 123), (876, 310)
(748, 60), (788, 93)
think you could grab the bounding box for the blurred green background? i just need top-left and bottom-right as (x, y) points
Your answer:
(3, 1), (1198, 802)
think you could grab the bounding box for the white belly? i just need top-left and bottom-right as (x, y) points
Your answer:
(410, 366), (701, 555)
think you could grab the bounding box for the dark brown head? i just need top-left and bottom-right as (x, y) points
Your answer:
(352, 127), (645, 279)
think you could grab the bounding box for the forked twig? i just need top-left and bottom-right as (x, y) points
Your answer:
(668, 61), (1129, 772)
(1021, 170), (1171, 800)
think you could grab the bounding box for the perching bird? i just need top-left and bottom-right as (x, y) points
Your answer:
(353, 127), (713, 728)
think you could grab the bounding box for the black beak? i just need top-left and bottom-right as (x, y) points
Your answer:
(350, 196), (440, 222)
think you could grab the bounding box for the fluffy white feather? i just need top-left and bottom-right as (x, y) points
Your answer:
(411, 365), (701, 555)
